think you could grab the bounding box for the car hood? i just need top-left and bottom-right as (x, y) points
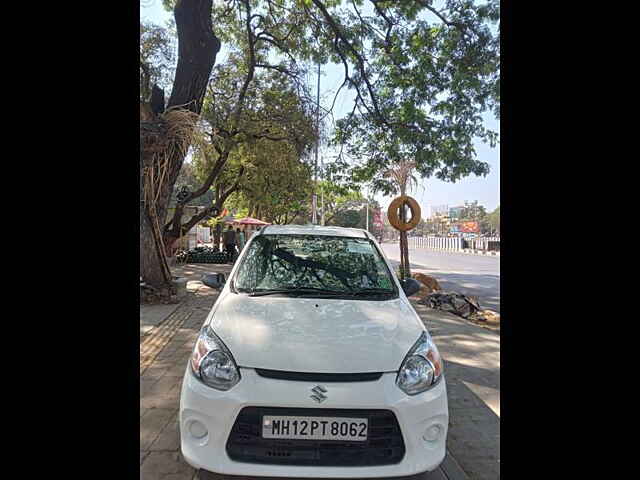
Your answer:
(208, 293), (425, 373)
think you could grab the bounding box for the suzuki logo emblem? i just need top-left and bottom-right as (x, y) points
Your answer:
(310, 385), (327, 403)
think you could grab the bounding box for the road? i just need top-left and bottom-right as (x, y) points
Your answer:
(380, 242), (501, 312)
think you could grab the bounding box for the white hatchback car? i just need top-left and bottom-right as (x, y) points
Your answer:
(180, 225), (448, 478)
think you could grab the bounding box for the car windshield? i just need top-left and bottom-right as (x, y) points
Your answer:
(233, 234), (397, 297)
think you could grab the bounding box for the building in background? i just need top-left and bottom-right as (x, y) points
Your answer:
(428, 204), (449, 218)
(430, 211), (452, 236)
(449, 205), (465, 220)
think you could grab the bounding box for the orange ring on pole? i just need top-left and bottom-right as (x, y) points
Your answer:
(388, 196), (421, 232)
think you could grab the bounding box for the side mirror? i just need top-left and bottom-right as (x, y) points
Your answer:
(400, 278), (421, 297)
(202, 273), (226, 289)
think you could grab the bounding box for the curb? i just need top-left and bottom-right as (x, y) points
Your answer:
(405, 248), (500, 257)
(393, 242), (500, 257)
(460, 249), (500, 256)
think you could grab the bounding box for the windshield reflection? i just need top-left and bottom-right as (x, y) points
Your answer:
(234, 234), (397, 297)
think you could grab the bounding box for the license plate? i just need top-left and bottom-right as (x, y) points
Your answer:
(262, 415), (368, 441)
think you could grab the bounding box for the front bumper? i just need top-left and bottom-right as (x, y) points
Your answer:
(180, 367), (448, 478)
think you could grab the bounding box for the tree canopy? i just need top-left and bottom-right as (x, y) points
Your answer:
(139, 21), (175, 101)
(327, 0), (500, 194)
(159, 0), (500, 197)
(484, 205), (499, 233)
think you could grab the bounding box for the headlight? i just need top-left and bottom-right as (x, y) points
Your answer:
(190, 325), (240, 391)
(396, 331), (443, 395)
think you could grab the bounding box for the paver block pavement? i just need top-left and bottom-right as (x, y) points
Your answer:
(141, 383), (182, 410)
(410, 302), (499, 480)
(140, 451), (196, 480)
(162, 475), (198, 480)
(141, 303), (181, 339)
(141, 267), (227, 479)
(141, 408), (177, 451)
(150, 411), (180, 451)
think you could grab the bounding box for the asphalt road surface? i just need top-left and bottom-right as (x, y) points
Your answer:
(381, 242), (501, 313)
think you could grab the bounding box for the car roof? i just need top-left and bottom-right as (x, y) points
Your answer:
(258, 224), (369, 238)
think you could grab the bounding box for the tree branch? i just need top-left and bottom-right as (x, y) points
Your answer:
(163, 148), (229, 235)
(255, 27), (298, 62)
(186, 149), (230, 203)
(220, 165), (246, 204)
(250, 132), (290, 141)
(177, 165), (245, 235)
(255, 63), (297, 77)
(229, 0), (257, 135)
(311, 0), (384, 124)
(414, 1), (479, 40)
(326, 37), (351, 116)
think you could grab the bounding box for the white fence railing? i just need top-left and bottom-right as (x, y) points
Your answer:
(467, 237), (500, 251)
(407, 236), (500, 252)
(408, 236), (463, 251)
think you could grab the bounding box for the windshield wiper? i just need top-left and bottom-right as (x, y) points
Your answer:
(349, 288), (395, 297)
(247, 287), (342, 297)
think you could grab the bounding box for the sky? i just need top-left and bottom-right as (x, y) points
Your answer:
(140, 1), (500, 214)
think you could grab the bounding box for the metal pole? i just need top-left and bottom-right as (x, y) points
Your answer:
(366, 201), (369, 232)
(320, 156), (325, 226)
(312, 59), (320, 225)
(365, 188), (369, 233)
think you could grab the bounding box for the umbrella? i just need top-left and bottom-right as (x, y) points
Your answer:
(232, 217), (270, 226)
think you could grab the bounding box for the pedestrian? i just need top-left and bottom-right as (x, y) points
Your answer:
(236, 227), (245, 252)
(223, 225), (237, 261)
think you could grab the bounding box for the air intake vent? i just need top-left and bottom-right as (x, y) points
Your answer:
(254, 369), (383, 382)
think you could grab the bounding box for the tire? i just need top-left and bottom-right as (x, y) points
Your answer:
(387, 195), (421, 232)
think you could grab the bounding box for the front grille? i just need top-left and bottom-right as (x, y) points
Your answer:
(254, 369), (383, 382)
(226, 407), (405, 466)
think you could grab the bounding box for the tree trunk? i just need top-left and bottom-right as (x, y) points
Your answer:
(214, 222), (222, 250)
(140, 147), (173, 294)
(139, 0), (220, 297)
(403, 203), (411, 278)
(167, 0), (221, 114)
(401, 232), (410, 279)
(140, 149), (164, 288)
(140, 208), (171, 291)
(398, 202), (411, 280)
